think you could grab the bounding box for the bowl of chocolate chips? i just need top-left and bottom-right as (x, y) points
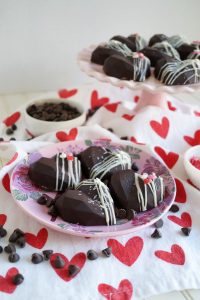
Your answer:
(24, 98), (86, 136)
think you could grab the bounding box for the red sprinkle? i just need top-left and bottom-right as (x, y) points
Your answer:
(190, 156), (200, 170)
(144, 178), (152, 184)
(67, 154), (74, 161)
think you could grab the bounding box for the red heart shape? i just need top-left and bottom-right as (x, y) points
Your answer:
(134, 95), (139, 103)
(154, 146), (179, 169)
(184, 129), (200, 146)
(155, 244), (185, 265)
(130, 137), (145, 145)
(150, 117), (170, 139)
(98, 279), (133, 300)
(58, 88), (78, 98)
(122, 114), (135, 121)
(168, 212), (192, 227)
(2, 173), (11, 193)
(50, 252), (86, 282)
(56, 128), (78, 142)
(3, 112), (21, 127)
(0, 214), (7, 226)
(0, 268), (19, 294)
(105, 102), (120, 113)
(25, 228), (48, 249)
(167, 101), (177, 111)
(90, 90), (109, 109)
(175, 178), (186, 203)
(107, 236), (143, 266)
(194, 111), (200, 117)
(6, 153), (18, 166)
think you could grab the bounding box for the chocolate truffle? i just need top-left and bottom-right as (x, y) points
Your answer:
(29, 153), (81, 191)
(168, 35), (187, 49)
(91, 45), (125, 65)
(110, 35), (137, 52)
(78, 146), (131, 180)
(152, 41), (180, 60)
(177, 43), (197, 60)
(127, 34), (147, 51)
(109, 170), (164, 212)
(55, 179), (116, 226)
(140, 47), (171, 67)
(148, 34), (168, 47)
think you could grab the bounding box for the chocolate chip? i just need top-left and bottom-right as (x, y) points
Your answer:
(169, 204), (179, 213)
(151, 229), (162, 239)
(120, 136), (128, 140)
(181, 227), (191, 236)
(31, 253), (43, 264)
(10, 137), (16, 141)
(9, 228), (24, 243)
(87, 250), (98, 261)
(116, 208), (127, 219)
(42, 250), (53, 260)
(107, 128), (114, 133)
(16, 237), (26, 248)
(12, 273), (24, 285)
(0, 227), (7, 237)
(37, 195), (47, 205)
(8, 253), (20, 263)
(4, 244), (16, 254)
(6, 128), (13, 135)
(102, 247), (112, 257)
(46, 197), (55, 208)
(54, 255), (65, 268)
(131, 163), (139, 172)
(126, 209), (136, 220)
(0, 246), (3, 253)
(0, 138), (4, 142)
(154, 219), (164, 228)
(12, 124), (17, 131)
(68, 264), (80, 277)
(48, 206), (58, 217)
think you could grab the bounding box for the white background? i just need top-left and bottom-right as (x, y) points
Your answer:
(0, 0), (200, 93)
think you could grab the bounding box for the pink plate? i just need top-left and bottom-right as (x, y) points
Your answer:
(10, 139), (176, 237)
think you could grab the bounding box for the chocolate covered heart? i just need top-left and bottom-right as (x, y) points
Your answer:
(78, 146), (131, 180)
(55, 179), (116, 226)
(28, 153), (81, 192)
(109, 170), (164, 212)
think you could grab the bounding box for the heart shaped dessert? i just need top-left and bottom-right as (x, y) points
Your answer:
(78, 146), (131, 180)
(152, 41), (180, 60)
(55, 179), (116, 226)
(109, 170), (164, 212)
(28, 152), (81, 191)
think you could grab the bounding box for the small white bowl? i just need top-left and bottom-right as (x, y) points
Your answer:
(24, 98), (86, 136)
(184, 145), (200, 189)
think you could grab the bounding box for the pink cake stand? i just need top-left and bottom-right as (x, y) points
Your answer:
(77, 44), (200, 111)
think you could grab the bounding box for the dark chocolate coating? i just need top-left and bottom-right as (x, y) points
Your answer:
(110, 35), (137, 52)
(127, 34), (147, 51)
(103, 54), (150, 81)
(55, 189), (106, 226)
(91, 45), (124, 65)
(177, 43), (196, 60)
(140, 47), (171, 67)
(154, 56), (178, 79)
(148, 34), (168, 47)
(109, 170), (163, 212)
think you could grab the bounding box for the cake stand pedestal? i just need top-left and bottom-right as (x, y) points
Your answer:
(77, 44), (200, 111)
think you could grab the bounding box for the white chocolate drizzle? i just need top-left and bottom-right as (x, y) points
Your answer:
(76, 179), (116, 226)
(105, 40), (132, 57)
(188, 50), (200, 60)
(168, 35), (187, 48)
(152, 41), (180, 60)
(157, 59), (200, 85)
(55, 153), (81, 191)
(129, 34), (146, 51)
(132, 53), (150, 81)
(90, 150), (131, 180)
(134, 173), (164, 212)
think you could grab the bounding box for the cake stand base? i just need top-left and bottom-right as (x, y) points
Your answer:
(134, 90), (168, 112)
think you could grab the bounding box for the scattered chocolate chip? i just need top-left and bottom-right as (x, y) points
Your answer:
(42, 250), (53, 260)
(102, 247), (112, 257)
(169, 204), (179, 213)
(181, 227), (191, 236)
(10, 137), (16, 141)
(14, 228), (25, 237)
(126, 209), (136, 220)
(154, 219), (164, 228)
(4, 244), (16, 254)
(46, 197), (55, 208)
(12, 273), (24, 285)
(131, 163), (139, 172)
(0, 246), (3, 253)
(120, 136), (128, 140)
(12, 124), (17, 131)
(87, 250), (98, 261)
(48, 206), (58, 217)
(37, 195), (47, 205)
(151, 229), (162, 239)
(107, 128), (114, 133)
(16, 237), (26, 248)
(68, 264), (80, 277)
(54, 255), (65, 268)
(116, 208), (127, 219)
(9, 228), (24, 243)
(0, 138), (4, 142)
(8, 253), (20, 263)
(0, 227), (7, 237)
(6, 128), (13, 135)
(31, 253), (44, 264)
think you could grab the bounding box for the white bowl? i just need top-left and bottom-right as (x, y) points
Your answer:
(184, 145), (200, 189)
(24, 98), (86, 136)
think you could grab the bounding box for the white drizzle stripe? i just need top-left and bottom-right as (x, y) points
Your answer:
(60, 155), (65, 191)
(132, 54), (150, 81)
(157, 59), (200, 85)
(188, 51), (200, 60)
(152, 41), (180, 60)
(105, 40), (133, 57)
(76, 179), (116, 226)
(168, 35), (187, 48)
(55, 154), (59, 191)
(90, 150), (131, 180)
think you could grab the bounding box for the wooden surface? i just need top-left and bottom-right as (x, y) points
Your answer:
(0, 91), (200, 300)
